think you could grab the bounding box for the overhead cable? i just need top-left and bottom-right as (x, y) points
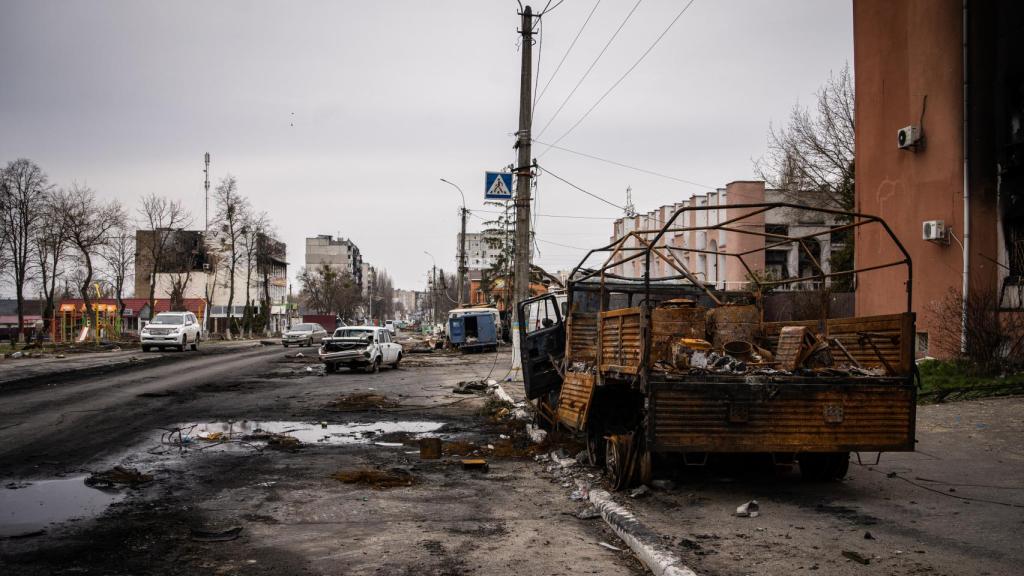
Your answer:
(540, 166), (626, 211)
(533, 138), (712, 188)
(534, 0), (644, 139)
(541, 0), (698, 152)
(534, 0), (602, 109)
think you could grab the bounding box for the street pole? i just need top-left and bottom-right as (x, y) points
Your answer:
(459, 207), (468, 305)
(513, 5), (534, 311)
(431, 265), (437, 326)
(440, 178), (468, 307)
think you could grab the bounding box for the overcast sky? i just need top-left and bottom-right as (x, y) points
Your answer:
(0, 0), (853, 291)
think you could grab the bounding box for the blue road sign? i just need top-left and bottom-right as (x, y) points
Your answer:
(484, 172), (513, 200)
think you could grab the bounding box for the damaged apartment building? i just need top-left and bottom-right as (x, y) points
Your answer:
(853, 0), (1024, 358)
(135, 229), (289, 334)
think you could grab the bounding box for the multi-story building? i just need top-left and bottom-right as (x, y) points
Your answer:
(304, 235), (363, 287)
(852, 0), (1023, 358)
(607, 182), (839, 290)
(458, 232), (503, 270)
(134, 229), (288, 334)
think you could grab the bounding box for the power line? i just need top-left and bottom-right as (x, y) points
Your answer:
(540, 165), (626, 211)
(534, 0), (602, 110)
(534, 0), (644, 140)
(542, 0), (698, 152)
(533, 138), (711, 188)
(536, 237), (589, 250)
(473, 208), (617, 221)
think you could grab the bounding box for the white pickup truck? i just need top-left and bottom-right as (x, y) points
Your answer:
(318, 326), (402, 374)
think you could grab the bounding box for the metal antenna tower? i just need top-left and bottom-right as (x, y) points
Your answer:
(204, 152), (210, 231)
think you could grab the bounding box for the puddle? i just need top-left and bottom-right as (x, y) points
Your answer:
(182, 420), (446, 447)
(0, 476), (124, 538)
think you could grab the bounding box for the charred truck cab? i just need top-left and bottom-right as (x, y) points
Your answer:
(518, 203), (917, 490)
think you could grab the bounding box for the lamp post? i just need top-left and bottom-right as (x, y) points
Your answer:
(424, 251), (437, 326)
(440, 178), (468, 307)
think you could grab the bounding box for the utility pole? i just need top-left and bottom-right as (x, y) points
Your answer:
(431, 265), (437, 326)
(512, 5), (534, 314)
(204, 152), (210, 231)
(458, 207), (468, 306)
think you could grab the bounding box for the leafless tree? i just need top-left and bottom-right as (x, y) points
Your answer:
(240, 210), (270, 337)
(258, 231), (285, 336)
(213, 176), (249, 338)
(932, 288), (1024, 372)
(100, 222), (135, 318)
(298, 263), (361, 320)
(34, 190), (71, 335)
(1, 159), (52, 343)
(54, 184), (125, 322)
(138, 194), (192, 320)
(754, 65), (855, 212)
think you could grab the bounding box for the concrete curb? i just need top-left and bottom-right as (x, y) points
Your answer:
(589, 489), (698, 576)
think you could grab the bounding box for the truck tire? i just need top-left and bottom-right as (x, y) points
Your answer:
(178, 335), (187, 352)
(142, 345), (151, 352)
(586, 427), (606, 467)
(190, 334), (199, 351)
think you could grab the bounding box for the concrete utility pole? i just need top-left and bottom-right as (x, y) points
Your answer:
(440, 178), (468, 306)
(512, 5), (534, 313)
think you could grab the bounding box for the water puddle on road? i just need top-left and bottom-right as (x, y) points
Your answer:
(183, 420), (445, 446)
(0, 476), (124, 538)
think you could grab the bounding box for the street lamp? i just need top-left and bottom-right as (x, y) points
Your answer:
(424, 251), (437, 326)
(440, 178), (468, 307)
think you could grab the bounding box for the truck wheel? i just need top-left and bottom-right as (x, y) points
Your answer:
(178, 335), (187, 352)
(605, 435), (628, 490)
(365, 358), (380, 374)
(826, 452), (850, 480)
(586, 427), (606, 467)
(283, 343), (288, 348)
(190, 335), (199, 351)
(801, 452), (850, 481)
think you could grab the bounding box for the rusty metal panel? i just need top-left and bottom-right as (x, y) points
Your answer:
(650, 305), (706, 364)
(599, 307), (643, 374)
(567, 312), (598, 364)
(707, 304), (760, 347)
(557, 372), (596, 431)
(649, 380), (915, 453)
(763, 313), (913, 375)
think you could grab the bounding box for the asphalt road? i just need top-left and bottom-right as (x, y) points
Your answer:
(1, 343), (1021, 576)
(0, 343), (643, 575)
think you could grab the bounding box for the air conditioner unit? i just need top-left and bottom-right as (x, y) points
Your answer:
(922, 220), (948, 243)
(898, 125), (921, 149)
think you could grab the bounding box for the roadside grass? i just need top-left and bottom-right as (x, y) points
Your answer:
(917, 360), (1024, 403)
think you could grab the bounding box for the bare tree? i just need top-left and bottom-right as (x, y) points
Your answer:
(54, 184), (125, 323)
(755, 65), (855, 212)
(1, 159), (52, 343)
(138, 194), (192, 320)
(258, 230), (285, 336)
(298, 263), (361, 320)
(212, 176), (249, 339)
(240, 210), (269, 337)
(34, 190), (71, 336)
(100, 222), (135, 318)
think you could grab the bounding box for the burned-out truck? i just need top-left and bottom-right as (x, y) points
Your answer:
(518, 203), (916, 489)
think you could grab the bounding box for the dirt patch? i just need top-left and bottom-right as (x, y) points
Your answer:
(325, 392), (399, 411)
(85, 466), (153, 488)
(275, 353), (319, 364)
(330, 467), (417, 489)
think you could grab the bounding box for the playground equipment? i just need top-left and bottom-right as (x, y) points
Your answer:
(54, 301), (121, 344)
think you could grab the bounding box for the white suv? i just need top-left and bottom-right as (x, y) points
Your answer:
(141, 312), (202, 352)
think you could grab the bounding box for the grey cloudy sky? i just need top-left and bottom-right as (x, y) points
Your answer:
(0, 0), (852, 290)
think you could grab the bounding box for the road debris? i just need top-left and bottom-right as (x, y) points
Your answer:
(331, 467), (417, 489)
(461, 458), (489, 472)
(453, 379), (489, 394)
(526, 423), (548, 445)
(419, 437), (442, 460)
(576, 506), (601, 519)
(629, 485), (651, 498)
(735, 500), (760, 518)
(325, 393), (398, 411)
(598, 542), (623, 552)
(842, 550), (871, 565)
(85, 466), (153, 488)
(190, 526), (243, 542)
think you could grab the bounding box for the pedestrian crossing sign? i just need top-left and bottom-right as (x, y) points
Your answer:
(484, 171), (513, 199)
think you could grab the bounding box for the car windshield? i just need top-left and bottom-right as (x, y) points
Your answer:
(151, 315), (184, 325)
(334, 328), (373, 339)
(291, 324), (314, 331)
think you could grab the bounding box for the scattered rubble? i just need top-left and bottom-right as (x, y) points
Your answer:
(85, 466), (153, 488)
(735, 500), (760, 518)
(325, 392), (398, 411)
(842, 550), (871, 565)
(331, 467), (417, 489)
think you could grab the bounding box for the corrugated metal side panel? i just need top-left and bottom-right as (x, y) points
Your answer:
(763, 313), (913, 375)
(567, 313), (598, 364)
(650, 382), (915, 452)
(557, 372), (596, 431)
(600, 308), (643, 374)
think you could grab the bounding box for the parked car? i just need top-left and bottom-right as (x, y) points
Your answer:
(318, 326), (402, 373)
(384, 319), (397, 335)
(141, 311), (201, 352)
(281, 323), (328, 347)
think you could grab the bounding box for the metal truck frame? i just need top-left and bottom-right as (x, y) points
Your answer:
(517, 202), (916, 489)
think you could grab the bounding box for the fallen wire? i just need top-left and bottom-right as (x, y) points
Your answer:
(854, 462), (1024, 509)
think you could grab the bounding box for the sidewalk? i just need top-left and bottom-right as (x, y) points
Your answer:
(0, 340), (261, 389)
